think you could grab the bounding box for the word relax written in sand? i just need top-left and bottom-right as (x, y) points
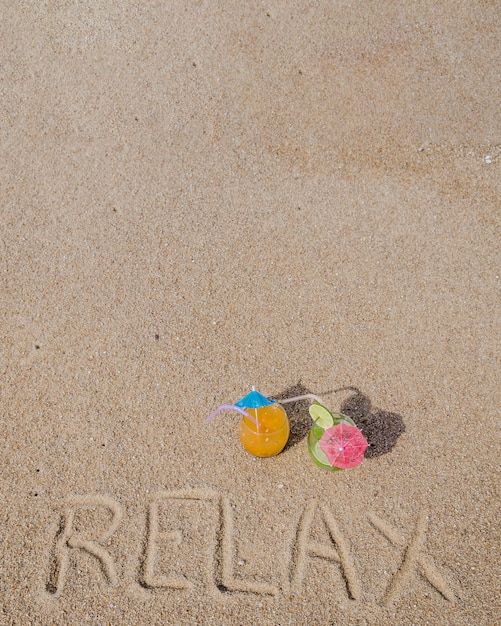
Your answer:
(46, 490), (455, 605)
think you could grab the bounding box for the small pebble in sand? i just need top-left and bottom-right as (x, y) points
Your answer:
(485, 155), (492, 164)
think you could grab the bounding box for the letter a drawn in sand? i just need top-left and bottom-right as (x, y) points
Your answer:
(47, 494), (123, 595)
(290, 499), (361, 600)
(369, 511), (455, 605)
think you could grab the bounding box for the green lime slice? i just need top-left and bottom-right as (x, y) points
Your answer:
(308, 440), (341, 471)
(308, 403), (335, 429)
(310, 440), (330, 467)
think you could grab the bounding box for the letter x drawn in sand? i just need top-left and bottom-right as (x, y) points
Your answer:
(369, 511), (455, 605)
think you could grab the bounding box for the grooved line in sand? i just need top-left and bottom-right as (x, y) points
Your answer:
(45, 491), (455, 605)
(290, 499), (361, 600)
(219, 496), (278, 595)
(142, 489), (278, 595)
(47, 494), (124, 595)
(141, 489), (221, 590)
(368, 512), (455, 604)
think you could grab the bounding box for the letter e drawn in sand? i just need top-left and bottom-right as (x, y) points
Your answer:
(368, 511), (456, 605)
(141, 489), (219, 591)
(289, 499), (361, 600)
(46, 494), (123, 596)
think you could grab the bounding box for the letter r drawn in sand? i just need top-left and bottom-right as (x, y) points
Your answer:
(46, 494), (123, 596)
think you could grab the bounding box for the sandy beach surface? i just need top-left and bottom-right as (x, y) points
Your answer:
(1, 1), (500, 624)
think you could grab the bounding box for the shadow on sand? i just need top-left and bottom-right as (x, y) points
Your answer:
(273, 383), (405, 458)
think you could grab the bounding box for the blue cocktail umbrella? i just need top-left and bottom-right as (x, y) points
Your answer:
(206, 387), (275, 426)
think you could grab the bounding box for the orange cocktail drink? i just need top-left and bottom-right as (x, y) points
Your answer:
(206, 388), (290, 458)
(239, 403), (290, 457)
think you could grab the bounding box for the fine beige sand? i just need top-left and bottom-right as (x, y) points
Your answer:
(1, 2), (500, 624)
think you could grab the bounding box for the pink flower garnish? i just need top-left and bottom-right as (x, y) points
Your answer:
(319, 423), (368, 469)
